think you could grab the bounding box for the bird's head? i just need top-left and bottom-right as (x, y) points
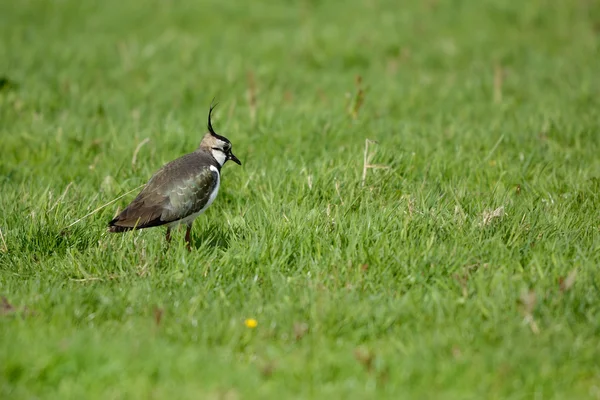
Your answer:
(198, 103), (242, 167)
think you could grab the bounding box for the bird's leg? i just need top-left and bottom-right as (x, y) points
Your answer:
(185, 224), (192, 252)
(165, 227), (172, 244)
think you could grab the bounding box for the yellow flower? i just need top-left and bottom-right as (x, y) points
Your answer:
(244, 318), (258, 328)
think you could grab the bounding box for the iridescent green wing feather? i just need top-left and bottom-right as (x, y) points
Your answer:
(161, 167), (218, 222)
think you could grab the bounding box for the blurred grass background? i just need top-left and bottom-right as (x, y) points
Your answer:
(1, 0), (600, 398)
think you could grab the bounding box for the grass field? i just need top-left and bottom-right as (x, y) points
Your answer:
(1, 0), (600, 398)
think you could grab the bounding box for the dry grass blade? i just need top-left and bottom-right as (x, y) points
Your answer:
(1, 296), (16, 315)
(520, 289), (539, 335)
(349, 75), (366, 119)
(483, 134), (504, 162)
(362, 139), (374, 186)
(131, 138), (150, 168)
(259, 360), (277, 378)
(559, 269), (577, 293)
(362, 139), (389, 186)
(64, 184), (145, 229)
(293, 322), (309, 341)
(49, 182), (74, 211)
(480, 206), (506, 226)
(70, 277), (104, 283)
(354, 346), (375, 372)
(153, 307), (164, 326)
(0, 226), (7, 253)
(334, 179), (344, 205)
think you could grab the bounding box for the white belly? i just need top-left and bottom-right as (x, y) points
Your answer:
(167, 165), (220, 228)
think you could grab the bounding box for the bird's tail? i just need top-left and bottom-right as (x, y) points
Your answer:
(107, 223), (134, 233)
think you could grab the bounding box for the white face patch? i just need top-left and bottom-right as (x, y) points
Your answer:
(211, 149), (227, 166)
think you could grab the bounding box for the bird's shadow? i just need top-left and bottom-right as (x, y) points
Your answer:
(190, 223), (232, 251)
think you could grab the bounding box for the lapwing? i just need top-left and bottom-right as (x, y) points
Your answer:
(108, 104), (241, 251)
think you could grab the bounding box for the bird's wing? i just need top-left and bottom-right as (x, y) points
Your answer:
(161, 166), (219, 222)
(108, 176), (170, 230)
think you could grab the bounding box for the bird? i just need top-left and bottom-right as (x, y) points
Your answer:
(108, 104), (241, 251)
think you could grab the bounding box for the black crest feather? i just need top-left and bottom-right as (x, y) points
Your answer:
(207, 100), (218, 135)
(207, 100), (230, 143)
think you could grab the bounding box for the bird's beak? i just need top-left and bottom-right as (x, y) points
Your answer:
(228, 151), (242, 165)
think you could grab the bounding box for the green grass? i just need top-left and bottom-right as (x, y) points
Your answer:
(1, 0), (600, 398)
